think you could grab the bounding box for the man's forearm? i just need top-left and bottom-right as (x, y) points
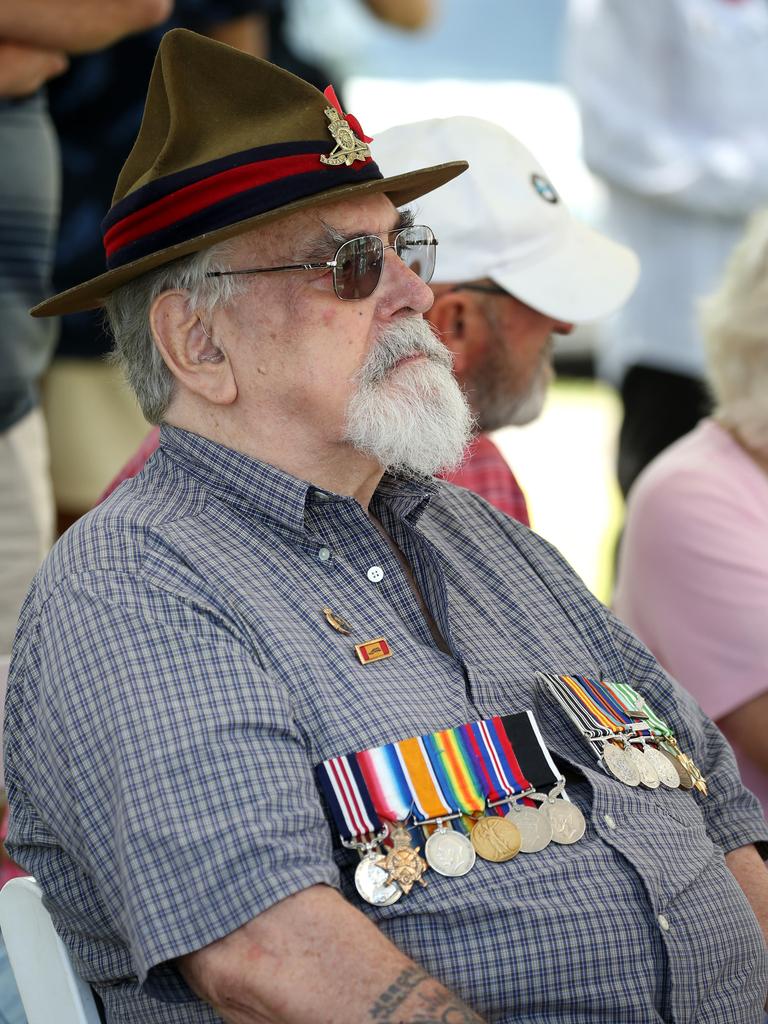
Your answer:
(364, 0), (433, 31)
(726, 843), (768, 947)
(205, 15), (268, 60)
(0, 0), (172, 54)
(179, 884), (487, 1024)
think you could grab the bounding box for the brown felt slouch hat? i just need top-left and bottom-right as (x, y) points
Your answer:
(33, 28), (467, 318)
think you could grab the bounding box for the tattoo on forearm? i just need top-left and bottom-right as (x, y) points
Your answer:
(370, 967), (429, 1019)
(408, 1010), (486, 1023)
(369, 966), (486, 1023)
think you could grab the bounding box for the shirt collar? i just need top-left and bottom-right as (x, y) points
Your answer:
(159, 425), (437, 532)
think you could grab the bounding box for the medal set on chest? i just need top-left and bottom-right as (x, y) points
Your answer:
(539, 673), (707, 794)
(316, 710), (587, 907)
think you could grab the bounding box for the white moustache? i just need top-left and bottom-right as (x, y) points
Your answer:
(358, 317), (452, 385)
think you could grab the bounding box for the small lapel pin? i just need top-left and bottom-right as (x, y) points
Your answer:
(355, 637), (392, 664)
(322, 606), (353, 636)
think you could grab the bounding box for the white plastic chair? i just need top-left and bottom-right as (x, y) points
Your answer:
(0, 876), (101, 1024)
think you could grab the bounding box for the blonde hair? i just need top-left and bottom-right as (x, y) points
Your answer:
(700, 208), (768, 451)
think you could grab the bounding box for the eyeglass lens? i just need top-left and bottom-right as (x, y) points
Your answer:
(395, 225), (435, 285)
(334, 235), (383, 300)
(333, 225), (436, 300)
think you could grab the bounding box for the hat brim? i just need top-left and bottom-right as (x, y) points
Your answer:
(32, 161), (468, 318)
(490, 219), (640, 324)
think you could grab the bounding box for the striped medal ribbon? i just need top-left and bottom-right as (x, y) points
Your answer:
(577, 676), (666, 790)
(355, 742), (428, 894)
(501, 710), (585, 847)
(610, 681), (706, 794)
(395, 734), (476, 877)
(315, 754), (401, 906)
(426, 719), (525, 864)
(540, 673), (643, 788)
(428, 724), (524, 868)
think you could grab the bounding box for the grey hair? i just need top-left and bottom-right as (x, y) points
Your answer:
(700, 208), (768, 451)
(104, 240), (246, 424)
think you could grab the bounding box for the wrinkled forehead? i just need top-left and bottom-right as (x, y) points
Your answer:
(232, 192), (402, 262)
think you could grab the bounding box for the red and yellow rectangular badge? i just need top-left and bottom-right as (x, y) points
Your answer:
(355, 637), (392, 665)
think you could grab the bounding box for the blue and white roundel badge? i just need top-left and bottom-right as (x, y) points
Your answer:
(531, 173), (559, 204)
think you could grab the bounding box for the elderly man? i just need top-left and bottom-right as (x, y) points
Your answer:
(102, 117), (638, 524)
(5, 30), (768, 1024)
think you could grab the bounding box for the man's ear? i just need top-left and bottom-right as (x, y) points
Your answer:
(427, 290), (487, 378)
(150, 290), (237, 406)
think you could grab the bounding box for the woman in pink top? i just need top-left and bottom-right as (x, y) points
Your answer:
(615, 209), (768, 817)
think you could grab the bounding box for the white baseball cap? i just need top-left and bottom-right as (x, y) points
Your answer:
(372, 116), (639, 323)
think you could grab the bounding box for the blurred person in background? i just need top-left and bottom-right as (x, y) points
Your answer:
(0, 0), (172, 658)
(270, 0), (434, 98)
(0, 4), (175, 1020)
(374, 116), (637, 522)
(566, 0), (768, 497)
(615, 208), (768, 820)
(101, 116), (639, 523)
(43, 0), (278, 536)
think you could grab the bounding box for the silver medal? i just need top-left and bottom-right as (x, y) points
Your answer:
(424, 827), (476, 877)
(642, 745), (680, 789)
(627, 744), (660, 789)
(506, 802), (552, 853)
(354, 853), (402, 906)
(601, 741), (641, 786)
(546, 798), (587, 844)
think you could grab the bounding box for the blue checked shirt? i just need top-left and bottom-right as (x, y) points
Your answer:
(5, 425), (768, 1023)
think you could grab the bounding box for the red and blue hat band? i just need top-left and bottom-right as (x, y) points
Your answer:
(101, 139), (381, 271)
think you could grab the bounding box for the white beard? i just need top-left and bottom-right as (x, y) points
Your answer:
(343, 317), (474, 476)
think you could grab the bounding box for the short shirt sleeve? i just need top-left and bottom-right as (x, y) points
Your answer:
(614, 437), (768, 720)
(27, 570), (339, 999)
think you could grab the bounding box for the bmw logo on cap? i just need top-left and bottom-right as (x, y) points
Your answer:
(531, 173), (559, 204)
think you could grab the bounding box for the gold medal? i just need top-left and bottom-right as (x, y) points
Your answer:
(470, 815), (521, 862)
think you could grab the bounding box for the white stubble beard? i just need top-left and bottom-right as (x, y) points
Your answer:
(473, 337), (554, 432)
(343, 317), (474, 477)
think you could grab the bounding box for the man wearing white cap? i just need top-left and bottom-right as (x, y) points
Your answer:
(373, 115), (639, 522)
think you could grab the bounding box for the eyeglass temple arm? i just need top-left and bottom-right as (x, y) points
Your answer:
(206, 260), (335, 278)
(205, 234), (437, 278)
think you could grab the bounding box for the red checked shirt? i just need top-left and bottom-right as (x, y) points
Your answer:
(439, 433), (530, 525)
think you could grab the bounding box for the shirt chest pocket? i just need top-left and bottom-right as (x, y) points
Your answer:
(604, 784), (718, 904)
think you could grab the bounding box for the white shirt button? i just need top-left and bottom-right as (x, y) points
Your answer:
(367, 565), (384, 583)
(657, 914), (670, 932)
(318, 547), (331, 562)
(603, 814), (617, 830)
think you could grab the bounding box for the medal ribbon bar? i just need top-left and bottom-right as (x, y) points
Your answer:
(395, 736), (455, 821)
(500, 710), (562, 793)
(317, 708), (577, 848)
(315, 753), (381, 843)
(356, 743), (413, 823)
